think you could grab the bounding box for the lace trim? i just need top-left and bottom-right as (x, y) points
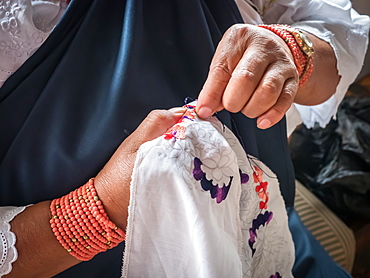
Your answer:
(0, 206), (27, 277)
(0, 0), (68, 88)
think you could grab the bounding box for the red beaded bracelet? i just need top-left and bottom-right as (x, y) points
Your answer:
(258, 24), (314, 87)
(50, 178), (125, 261)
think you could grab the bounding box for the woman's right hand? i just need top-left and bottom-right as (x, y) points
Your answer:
(93, 107), (186, 230)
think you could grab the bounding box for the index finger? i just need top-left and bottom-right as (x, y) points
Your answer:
(196, 27), (245, 118)
(196, 63), (230, 118)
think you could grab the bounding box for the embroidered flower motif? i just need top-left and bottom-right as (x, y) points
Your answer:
(200, 146), (235, 186)
(180, 104), (196, 121)
(248, 165), (275, 256)
(0, 0), (21, 32)
(0, 0), (46, 63)
(253, 166), (263, 183)
(193, 157), (233, 204)
(253, 166), (269, 209)
(248, 211), (273, 256)
(163, 104), (196, 141)
(163, 124), (186, 140)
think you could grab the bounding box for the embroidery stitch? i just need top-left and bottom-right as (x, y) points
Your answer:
(157, 101), (294, 276)
(163, 104), (195, 141)
(192, 157), (232, 204)
(253, 166), (269, 209)
(248, 211), (273, 256)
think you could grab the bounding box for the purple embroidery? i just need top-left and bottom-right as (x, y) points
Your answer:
(239, 169), (249, 184)
(248, 211), (273, 256)
(193, 157), (204, 180)
(182, 115), (194, 121)
(193, 157), (232, 204)
(270, 272), (282, 278)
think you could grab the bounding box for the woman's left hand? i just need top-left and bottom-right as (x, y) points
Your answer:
(94, 107), (186, 230)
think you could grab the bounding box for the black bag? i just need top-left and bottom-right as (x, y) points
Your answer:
(290, 94), (370, 222)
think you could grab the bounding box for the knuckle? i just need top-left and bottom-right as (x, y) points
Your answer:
(226, 24), (248, 36)
(280, 93), (295, 109)
(241, 104), (264, 119)
(283, 81), (298, 101)
(210, 63), (232, 78)
(224, 24), (251, 48)
(263, 38), (279, 51)
(223, 101), (243, 113)
(273, 105), (287, 118)
(243, 110), (259, 119)
(146, 110), (168, 125)
(259, 80), (280, 97)
(274, 97), (293, 116)
(253, 84), (280, 106)
(231, 68), (257, 83)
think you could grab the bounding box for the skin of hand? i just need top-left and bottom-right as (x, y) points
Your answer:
(196, 24), (340, 129)
(6, 107), (186, 278)
(93, 107), (186, 230)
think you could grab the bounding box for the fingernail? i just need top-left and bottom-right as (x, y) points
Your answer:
(197, 107), (213, 119)
(257, 119), (271, 129)
(169, 107), (187, 114)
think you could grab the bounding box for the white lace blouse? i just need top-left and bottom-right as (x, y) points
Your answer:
(0, 0), (67, 87)
(0, 0), (369, 276)
(0, 207), (26, 277)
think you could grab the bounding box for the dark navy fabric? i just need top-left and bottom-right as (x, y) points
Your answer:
(0, 0), (346, 277)
(0, 0), (295, 208)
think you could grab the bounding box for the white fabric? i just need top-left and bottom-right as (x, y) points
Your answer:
(122, 103), (295, 278)
(235, 0), (369, 132)
(0, 0), (67, 87)
(0, 206), (27, 277)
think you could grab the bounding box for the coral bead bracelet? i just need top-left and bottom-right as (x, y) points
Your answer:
(50, 178), (125, 261)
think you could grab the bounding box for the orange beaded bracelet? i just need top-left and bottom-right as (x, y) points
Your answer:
(258, 24), (314, 87)
(50, 178), (125, 261)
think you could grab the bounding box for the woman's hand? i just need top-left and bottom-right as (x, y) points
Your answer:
(7, 108), (185, 278)
(94, 107), (186, 230)
(196, 23), (339, 129)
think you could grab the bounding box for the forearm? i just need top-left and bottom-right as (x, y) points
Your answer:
(294, 32), (340, 106)
(5, 201), (79, 278)
(4, 108), (184, 277)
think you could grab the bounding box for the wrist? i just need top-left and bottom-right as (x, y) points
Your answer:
(258, 24), (314, 87)
(93, 173), (129, 230)
(49, 179), (125, 261)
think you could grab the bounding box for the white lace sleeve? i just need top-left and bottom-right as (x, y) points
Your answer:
(0, 206), (27, 277)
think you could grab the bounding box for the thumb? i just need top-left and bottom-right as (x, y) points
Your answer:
(123, 107), (187, 153)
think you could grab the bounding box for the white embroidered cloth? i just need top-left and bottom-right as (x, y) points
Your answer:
(122, 103), (295, 278)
